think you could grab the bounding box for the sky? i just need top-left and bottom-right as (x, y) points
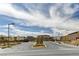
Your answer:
(0, 3), (79, 36)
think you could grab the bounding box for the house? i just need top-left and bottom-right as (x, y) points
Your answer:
(61, 31), (79, 45)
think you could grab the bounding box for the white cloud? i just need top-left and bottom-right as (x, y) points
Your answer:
(0, 32), (7, 36)
(0, 25), (8, 28)
(0, 3), (79, 36)
(9, 25), (52, 37)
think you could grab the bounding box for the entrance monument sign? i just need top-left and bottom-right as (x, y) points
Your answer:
(33, 35), (46, 48)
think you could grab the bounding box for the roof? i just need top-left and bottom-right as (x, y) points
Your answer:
(68, 31), (79, 35)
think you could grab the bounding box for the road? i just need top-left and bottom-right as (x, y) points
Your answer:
(0, 41), (79, 56)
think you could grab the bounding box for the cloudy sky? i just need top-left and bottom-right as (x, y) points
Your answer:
(0, 3), (79, 36)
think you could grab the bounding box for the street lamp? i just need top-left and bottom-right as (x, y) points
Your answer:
(7, 23), (15, 47)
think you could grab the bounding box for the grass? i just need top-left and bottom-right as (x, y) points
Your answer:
(0, 41), (21, 49)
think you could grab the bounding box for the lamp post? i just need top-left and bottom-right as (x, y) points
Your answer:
(7, 23), (15, 47)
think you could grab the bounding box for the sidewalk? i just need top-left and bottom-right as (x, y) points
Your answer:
(56, 42), (77, 48)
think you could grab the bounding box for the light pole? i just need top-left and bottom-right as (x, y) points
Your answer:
(7, 23), (15, 47)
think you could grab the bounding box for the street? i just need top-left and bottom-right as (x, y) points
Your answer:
(0, 41), (79, 56)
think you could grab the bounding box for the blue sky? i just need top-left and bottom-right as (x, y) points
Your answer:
(0, 3), (79, 36)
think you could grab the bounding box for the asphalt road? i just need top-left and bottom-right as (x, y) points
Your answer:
(0, 41), (79, 56)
